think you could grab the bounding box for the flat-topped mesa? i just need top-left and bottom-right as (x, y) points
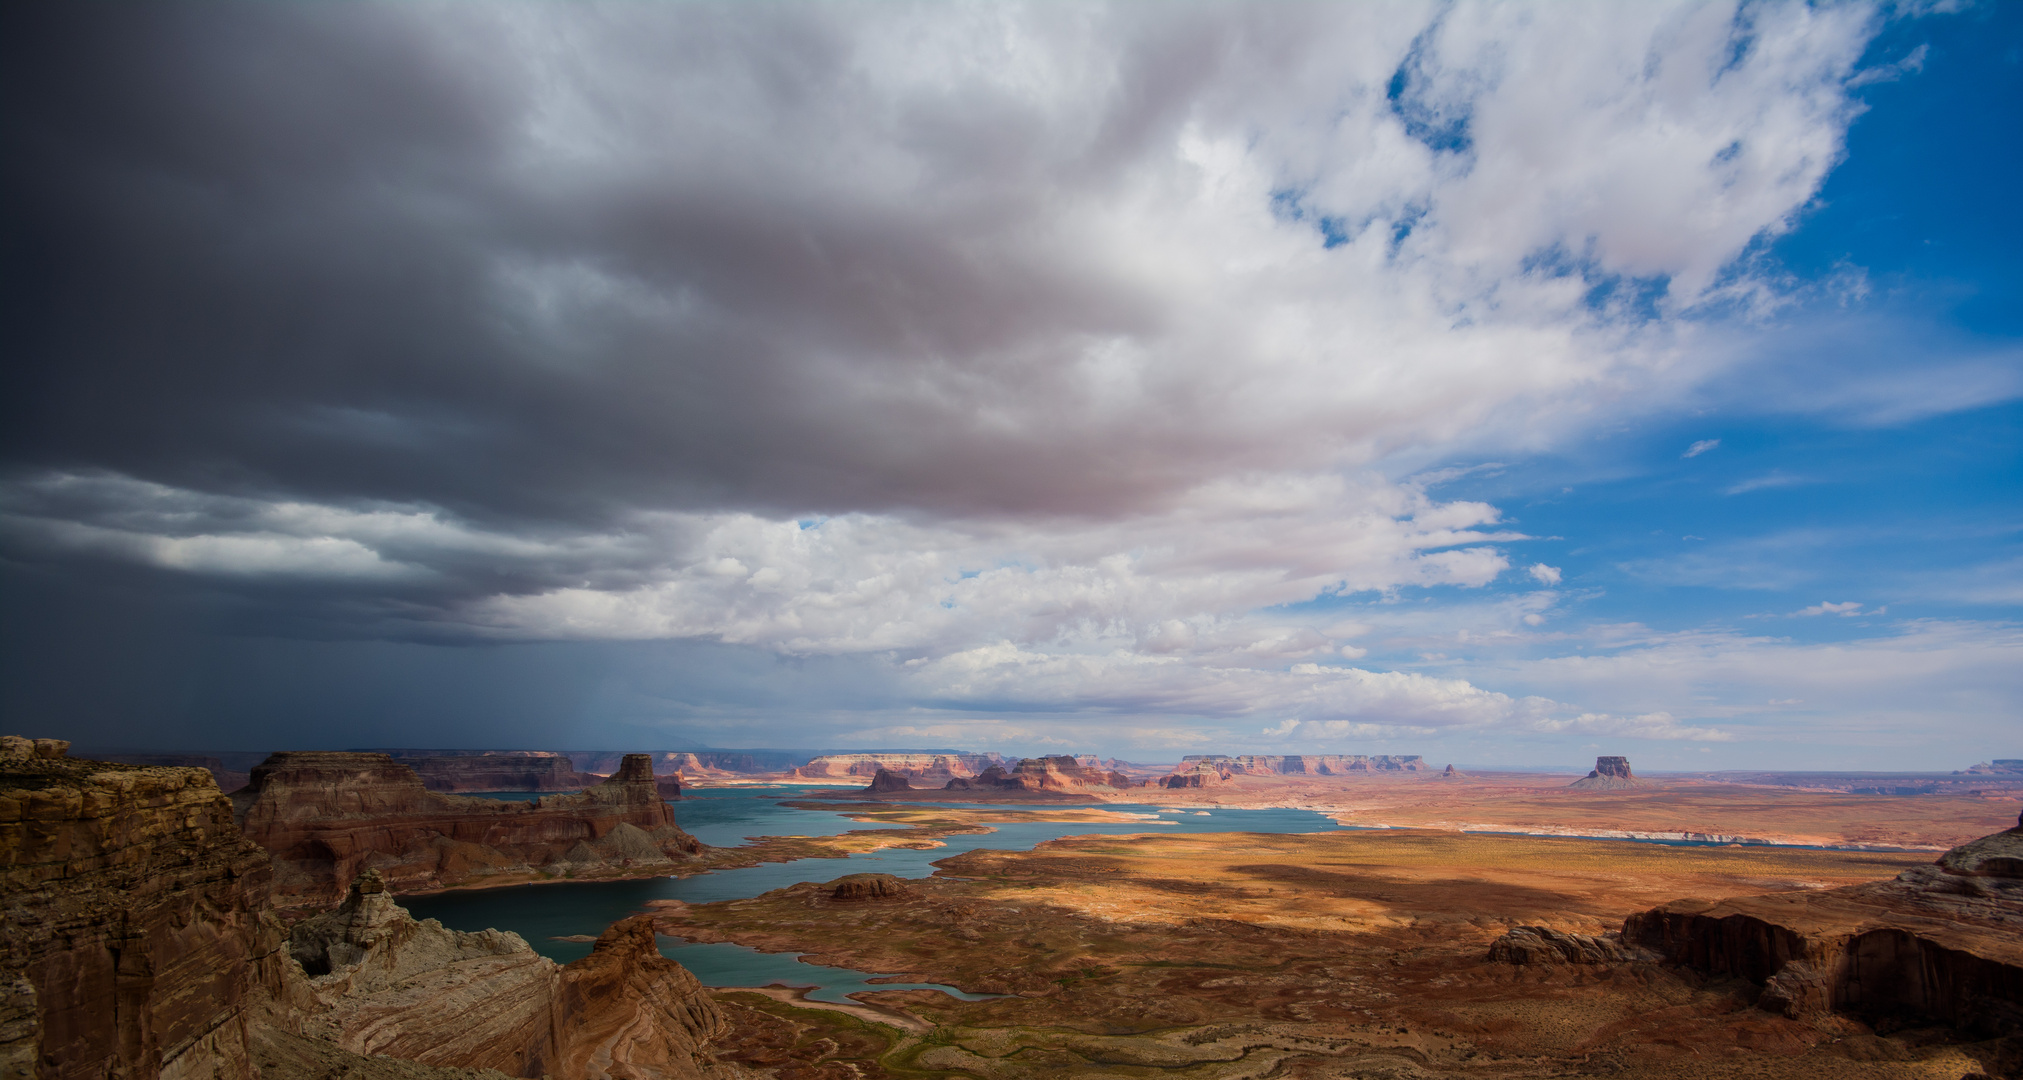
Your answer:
(1175, 754), (1427, 776)
(2, 737), (285, 1080)
(233, 751), (700, 906)
(1624, 809), (2023, 1036)
(1963, 759), (2023, 775)
(792, 751), (1003, 784)
(1158, 760), (1232, 788)
(1568, 755), (1646, 790)
(946, 755), (1132, 793)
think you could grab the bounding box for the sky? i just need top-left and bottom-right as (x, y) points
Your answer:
(2, 1), (2017, 769)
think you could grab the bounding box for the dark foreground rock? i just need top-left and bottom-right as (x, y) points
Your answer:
(829, 873), (908, 901)
(865, 768), (913, 793)
(1625, 809), (2023, 1036)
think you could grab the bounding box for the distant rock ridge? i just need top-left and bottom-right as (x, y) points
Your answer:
(1963, 759), (2023, 775)
(945, 756), (1132, 793)
(1625, 808), (2023, 1035)
(1568, 755), (1646, 790)
(1177, 754), (1428, 775)
(1441, 764), (1465, 778)
(793, 751), (1004, 784)
(233, 752), (701, 907)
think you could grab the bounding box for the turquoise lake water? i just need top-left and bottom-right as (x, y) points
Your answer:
(399, 785), (1349, 998)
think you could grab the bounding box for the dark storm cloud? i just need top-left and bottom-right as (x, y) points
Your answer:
(1, 2), (1238, 541)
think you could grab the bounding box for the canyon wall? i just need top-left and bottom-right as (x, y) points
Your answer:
(1, 737), (293, 1080)
(234, 752), (700, 908)
(1625, 810), (2023, 1035)
(1176, 754), (1427, 775)
(570, 751), (801, 777)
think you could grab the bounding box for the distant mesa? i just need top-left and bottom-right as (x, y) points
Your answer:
(794, 751), (1004, 785)
(1963, 760), (2023, 775)
(1441, 764), (1465, 779)
(1156, 754), (1427, 787)
(944, 756), (1131, 793)
(1568, 755), (1646, 791)
(865, 768), (913, 793)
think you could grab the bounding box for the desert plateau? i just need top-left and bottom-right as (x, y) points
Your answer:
(6, 738), (2021, 1080)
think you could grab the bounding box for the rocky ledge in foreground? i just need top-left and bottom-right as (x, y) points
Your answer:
(2, 736), (741, 1080)
(1625, 808), (2023, 1037)
(234, 751), (701, 908)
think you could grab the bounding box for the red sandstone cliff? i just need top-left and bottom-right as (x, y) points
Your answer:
(1624, 810), (2023, 1036)
(233, 752), (700, 907)
(2, 738), (740, 1080)
(793, 751), (1002, 784)
(0, 736), (294, 1080)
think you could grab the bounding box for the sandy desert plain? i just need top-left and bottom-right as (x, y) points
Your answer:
(637, 767), (2023, 1080)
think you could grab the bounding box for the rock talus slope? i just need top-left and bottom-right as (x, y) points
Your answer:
(1625, 808), (2023, 1035)
(0, 736), (292, 1080)
(233, 752), (700, 906)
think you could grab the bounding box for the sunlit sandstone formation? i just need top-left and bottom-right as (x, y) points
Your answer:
(791, 751), (1002, 784)
(1568, 755), (1647, 790)
(1179, 753), (1428, 775)
(233, 752), (700, 907)
(942, 755), (1131, 793)
(1626, 808), (2023, 1036)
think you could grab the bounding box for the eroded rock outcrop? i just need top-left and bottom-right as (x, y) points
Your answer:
(234, 752), (700, 907)
(1568, 755), (1646, 790)
(945, 756), (1130, 793)
(1624, 810), (2023, 1035)
(1441, 764), (1465, 778)
(1, 737), (296, 1080)
(288, 872), (731, 1079)
(864, 769), (913, 793)
(829, 873), (907, 901)
(1157, 761), (1231, 788)
(1487, 926), (1634, 965)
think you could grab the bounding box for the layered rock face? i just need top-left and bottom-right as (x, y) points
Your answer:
(234, 752), (700, 907)
(1176, 754), (1427, 776)
(1568, 755), (1646, 790)
(402, 754), (602, 793)
(1625, 810), (2023, 1035)
(943, 756), (1130, 793)
(288, 872), (730, 1079)
(1, 737), (290, 1080)
(89, 753), (252, 794)
(792, 752), (1001, 784)
(1158, 761), (1232, 788)
(570, 751), (798, 777)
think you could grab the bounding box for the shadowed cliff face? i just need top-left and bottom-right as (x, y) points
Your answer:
(402, 754), (604, 794)
(0, 736), (289, 1080)
(233, 752), (701, 908)
(1626, 809), (2023, 1036)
